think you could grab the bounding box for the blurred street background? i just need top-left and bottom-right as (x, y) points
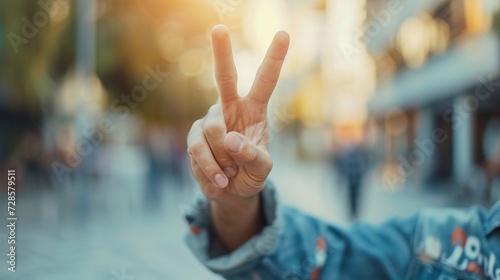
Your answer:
(0, 0), (500, 279)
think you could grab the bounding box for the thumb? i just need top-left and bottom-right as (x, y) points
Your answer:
(224, 131), (272, 177)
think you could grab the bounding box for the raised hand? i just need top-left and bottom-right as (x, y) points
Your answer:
(187, 25), (290, 202)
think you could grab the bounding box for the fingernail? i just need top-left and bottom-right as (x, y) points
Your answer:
(214, 173), (228, 188)
(224, 167), (237, 177)
(227, 134), (243, 153)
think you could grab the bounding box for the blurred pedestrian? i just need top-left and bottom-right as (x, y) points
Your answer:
(143, 123), (172, 211)
(338, 143), (367, 219)
(483, 114), (500, 204)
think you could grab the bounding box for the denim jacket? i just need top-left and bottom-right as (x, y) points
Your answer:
(185, 182), (500, 280)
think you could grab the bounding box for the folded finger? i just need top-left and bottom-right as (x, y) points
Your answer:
(187, 120), (229, 188)
(189, 157), (222, 199)
(203, 104), (238, 177)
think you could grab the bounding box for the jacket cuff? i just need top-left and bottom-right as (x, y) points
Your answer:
(184, 181), (281, 276)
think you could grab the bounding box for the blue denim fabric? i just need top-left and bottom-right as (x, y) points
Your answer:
(184, 181), (500, 280)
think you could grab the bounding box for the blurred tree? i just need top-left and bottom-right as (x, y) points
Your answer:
(0, 0), (75, 112)
(0, 0), (75, 164)
(94, 0), (221, 126)
(494, 10), (500, 41)
(0, 0), (230, 134)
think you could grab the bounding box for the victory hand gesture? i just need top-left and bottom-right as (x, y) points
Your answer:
(187, 25), (290, 202)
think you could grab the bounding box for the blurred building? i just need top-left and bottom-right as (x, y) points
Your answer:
(367, 0), (500, 188)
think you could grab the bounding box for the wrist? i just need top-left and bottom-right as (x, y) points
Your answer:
(210, 194), (260, 222)
(210, 194), (264, 252)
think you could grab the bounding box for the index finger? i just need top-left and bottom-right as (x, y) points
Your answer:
(249, 31), (290, 104)
(211, 25), (238, 104)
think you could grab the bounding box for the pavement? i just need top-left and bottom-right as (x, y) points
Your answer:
(0, 140), (459, 280)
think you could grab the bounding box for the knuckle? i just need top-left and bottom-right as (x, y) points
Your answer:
(244, 147), (260, 163)
(208, 103), (221, 113)
(257, 74), (277, 86)
(218, 156), (233, 167)
(202, 160), (221, 176)
(188, 142), (205, 156)
(194, 119), (203, 125)
(264, 157), (273, 172)
(203, 120), (224, 137)
(268, 53), (284, 63)
(216, 73), (237, 83)
(187, 120), (203, 145)
(191, 119), (203, 130)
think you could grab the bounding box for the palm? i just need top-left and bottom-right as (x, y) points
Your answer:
(221, 98), (270, 197)
(224, 99), (269, 147)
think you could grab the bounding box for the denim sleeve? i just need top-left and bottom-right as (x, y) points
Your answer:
(275, 204), (417, 279)
(184, 181), (417, 280)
